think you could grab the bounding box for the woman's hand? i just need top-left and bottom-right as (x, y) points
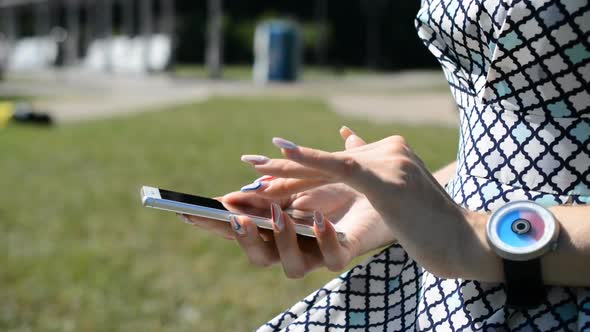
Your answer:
(221, 182), (389, 277)
(249, 135), (478, 279)
(182, 127), (396, 278)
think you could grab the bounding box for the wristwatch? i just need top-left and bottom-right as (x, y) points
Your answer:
(486, 201), (560, 309)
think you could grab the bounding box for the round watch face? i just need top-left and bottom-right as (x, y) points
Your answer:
(487, 201), (559, 261)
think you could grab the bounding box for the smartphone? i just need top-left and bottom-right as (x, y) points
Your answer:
(140, 186), (345, 241)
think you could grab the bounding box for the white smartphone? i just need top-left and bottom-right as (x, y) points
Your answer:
(140, 185), (345, 241)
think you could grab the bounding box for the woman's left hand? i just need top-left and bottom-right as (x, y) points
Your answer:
(250, 135), (485, 279)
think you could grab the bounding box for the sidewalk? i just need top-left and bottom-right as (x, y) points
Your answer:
(0, 69), (458, 126)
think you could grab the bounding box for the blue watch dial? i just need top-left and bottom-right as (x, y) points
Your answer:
(496, 209), (545, 247)
(487, 201), (559, 261)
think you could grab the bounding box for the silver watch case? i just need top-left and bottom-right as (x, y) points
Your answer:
(487, 201), (559, 261)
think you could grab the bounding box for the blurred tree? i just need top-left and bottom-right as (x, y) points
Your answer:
(34, 0), (50, 37)
(176, 0), (439, 70)
(99, 0), (113, 71)
(1, 7), (18, 42)
(64, 0), (80, 66)
(206, 0), (223, 78)
(121, 0), (135, 36)
(314, 0), (328, 65)
(160, 0), (176, 69)
(361, 0), (388, 69)
(139, 0), (153, 72)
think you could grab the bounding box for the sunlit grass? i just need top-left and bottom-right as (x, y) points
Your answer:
(1, 96), (457, 331)
(172, 64), (376, 81)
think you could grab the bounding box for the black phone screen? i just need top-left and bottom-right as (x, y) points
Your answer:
(159, 189), (229, 211)
(157, 188), (310, 225)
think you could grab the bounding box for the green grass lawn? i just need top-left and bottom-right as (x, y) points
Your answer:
(173, 64), (378, 81)
(0, 96), (30, 102)
(1, 97), (457, 331)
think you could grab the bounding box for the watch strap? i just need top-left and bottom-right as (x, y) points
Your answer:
(503, 258), (546, 309)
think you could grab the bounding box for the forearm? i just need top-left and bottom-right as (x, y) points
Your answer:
(542, 205), (590, 286)
(464, 205), (590, 287)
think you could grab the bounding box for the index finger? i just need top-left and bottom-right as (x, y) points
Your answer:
(253, 158), (326, 180)
(272, 137), (358, 180)
(255, 178), (329, 198)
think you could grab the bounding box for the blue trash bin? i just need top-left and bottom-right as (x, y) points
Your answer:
(254, 20), (302, 83)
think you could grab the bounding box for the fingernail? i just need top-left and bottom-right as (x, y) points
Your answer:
(340, 125), (356, 135)
(240, 175), (274, 192)
(177, 213), (193, 225)
(255, 175), (275, 182)
(230, 215), (246, 235)
(313, 211), (325, 232)
(241, 155), (270, 165)
(271, 203), (284, 231)
(241, 181), (270, 192)
(241, 181), (263, 192)
(272, 137), (298, 150)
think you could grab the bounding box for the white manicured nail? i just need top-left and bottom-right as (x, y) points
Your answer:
(230, 216), (246, 235)
(272, 137), (298, 150)
(241, 155), (270, 165)
(271, 203), (284, 231)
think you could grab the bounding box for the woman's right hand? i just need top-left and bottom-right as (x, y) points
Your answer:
(182, 127), (396, 278)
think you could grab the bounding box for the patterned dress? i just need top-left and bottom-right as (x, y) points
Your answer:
(259, 0), (590, 330)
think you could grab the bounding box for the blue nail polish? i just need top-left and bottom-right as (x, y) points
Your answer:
(240, 181), (262, 192)
(313, 211), (325, 232)
(231, 216), (246, 235)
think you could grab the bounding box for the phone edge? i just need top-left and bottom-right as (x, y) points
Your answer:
(140, 186), (345, 241)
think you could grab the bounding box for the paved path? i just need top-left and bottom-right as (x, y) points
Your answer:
(1, 71), (211, 122)
(328, 94), (458, 127)
(0, 69), (458, 126)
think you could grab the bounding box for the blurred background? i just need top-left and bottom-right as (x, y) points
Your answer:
(1, 0), (459, 330)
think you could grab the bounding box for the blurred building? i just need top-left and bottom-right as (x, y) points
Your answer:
(0, 0), (175, 74)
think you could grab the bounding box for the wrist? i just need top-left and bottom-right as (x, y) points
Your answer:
(358, 209), (397, 255)
(460, 210), (504, 282)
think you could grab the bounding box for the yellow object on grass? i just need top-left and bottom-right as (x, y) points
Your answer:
(0, 102), (15, 127)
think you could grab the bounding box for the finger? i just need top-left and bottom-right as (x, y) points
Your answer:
(252, 158), (326, 179)
(222, 191), (274, 209)
(339, 126), (367, 150)
(313, 211), (350, 272)
(256, 178), (329, 198)
(181, 214), (236, 240)
(271, 203), (307, 279)
(224, 189), (294, 211)
(231, 215), (280, 267)
(346, 135), (367, 150)
(272, 137), (356, 180)
(339, 125), (355, 141)
(238, 175), (276, 192)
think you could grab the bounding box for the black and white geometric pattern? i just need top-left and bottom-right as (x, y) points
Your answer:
(259, 0), (590, 330)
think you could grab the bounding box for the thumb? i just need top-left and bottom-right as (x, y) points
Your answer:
(345, 134), (366, 150)
(339, 126), (367, 150)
